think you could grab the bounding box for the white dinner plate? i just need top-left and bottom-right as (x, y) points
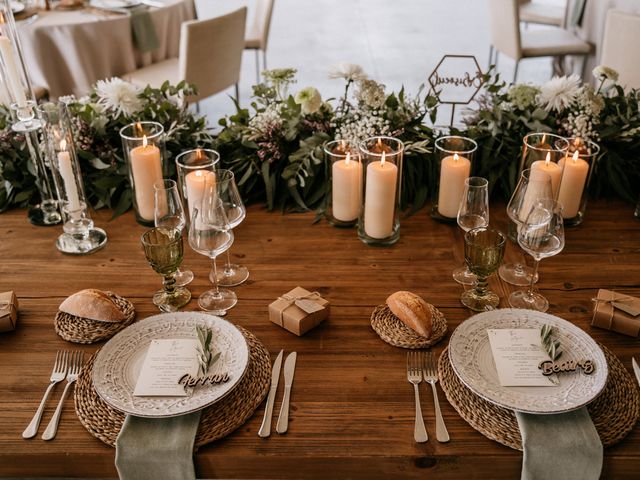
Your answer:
(448, 309), (608, 414)
(92, 312), (249, 418)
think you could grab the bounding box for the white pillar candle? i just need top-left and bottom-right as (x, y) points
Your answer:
(0, 36), (27, 107)
(557, 151), (589, 218)
(185, 169), (214, 221)
(57, 140), (81, 212)
(519, 169), (551, 222)
(363, 152), (398, 239)
(437, 153), (471, 218)
(531, 152), (562, 198)
(130, 136), (163, 221)
(332, 152), (362, 222)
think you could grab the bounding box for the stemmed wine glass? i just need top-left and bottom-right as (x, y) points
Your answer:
(453, 177), (489, 285)
(499, 169), (553, 286)
(154, 179), (194, 286)
(207, 170), (249, 287)
(188, 176), (237, 315)
(509, 199), (565, 312)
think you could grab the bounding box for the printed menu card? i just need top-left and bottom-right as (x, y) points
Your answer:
(133, 339), (199, 397)
(487, 329), (558, 387)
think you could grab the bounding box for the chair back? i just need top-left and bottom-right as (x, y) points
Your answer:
(600, 9), (640, 89)
(250, 0), (275, 50)
(178, 7), (247, 102)
(487, 0), (522, 60)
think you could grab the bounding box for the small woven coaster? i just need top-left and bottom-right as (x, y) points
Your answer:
(74, 326), (271, 448)
(370, 304), (447, 349)
(438, 344), (640, 450)
(54, 292), (136, 344)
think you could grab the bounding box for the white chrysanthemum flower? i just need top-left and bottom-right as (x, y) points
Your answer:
(537, 75), (581, 112)
(95, 77), (143, 117)
(592, 65), (619, 82)
(294, 87), (322, 114)
(328, 62), (367, 82)
(355, 79), (386, 109)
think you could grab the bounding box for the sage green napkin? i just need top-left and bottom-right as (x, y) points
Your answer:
(515, 407), (602, 480)
(115, 411), (201, 480)
(129, 6), (160, 53)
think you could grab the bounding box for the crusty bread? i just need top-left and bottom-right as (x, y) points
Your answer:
(386, 291), (433, 338)
(59, 289), (126, 323)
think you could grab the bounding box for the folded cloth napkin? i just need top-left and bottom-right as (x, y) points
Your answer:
(516, 407), (602, 480)
(129, 6), (160, 53)
(115, 411), (201, 480)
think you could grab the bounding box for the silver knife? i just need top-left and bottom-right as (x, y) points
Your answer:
(632, 358), (640, 387)
(276, 352), (297, 434)
(258, 349), (283, 438)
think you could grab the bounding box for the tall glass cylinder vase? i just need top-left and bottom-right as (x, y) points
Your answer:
(519, 133), (569, 199)
(39, 102), (107, 254)
(175, 148), (219, 223)
(324, 140), (362, 227)
(555, 137), (600, 226)
(357, 136), (403, 246)
(431, 136), (477, 223)
(120, 121), (166, 226)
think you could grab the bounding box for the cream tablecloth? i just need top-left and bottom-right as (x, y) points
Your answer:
(18, 0), (196, 98)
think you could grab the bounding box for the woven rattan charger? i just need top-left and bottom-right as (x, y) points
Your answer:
(370, 304), (447, 349)
(55, 292), (136, 344)
(74, 326), (271, 448)
(438, 344), (640, 450)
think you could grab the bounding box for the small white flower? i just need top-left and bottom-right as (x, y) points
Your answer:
(294, 87), (322, 114)
(592, 65), (619, 82)
(95, 77), (143, 117)
(537, 75), (581, 112)
(328, 62), (367, 82)
(58, 95), (76, 105)
(355, 79), (386, 109)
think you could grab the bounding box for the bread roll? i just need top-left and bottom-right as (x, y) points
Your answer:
(59, 289), (126, 323)
(386, 291), (433, 338)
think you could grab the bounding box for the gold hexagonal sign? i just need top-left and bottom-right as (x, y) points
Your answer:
(428, 54), (484, 105)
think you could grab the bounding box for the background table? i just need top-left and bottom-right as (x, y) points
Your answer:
(0, 199), (638, 478)
(18, 0), (195, 98)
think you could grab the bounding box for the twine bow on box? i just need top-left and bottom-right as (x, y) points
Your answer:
(275, 291), (324, 326)
(592, 289), (640, 337)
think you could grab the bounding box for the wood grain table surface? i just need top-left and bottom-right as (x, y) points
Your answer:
(0, 199), (638, 479)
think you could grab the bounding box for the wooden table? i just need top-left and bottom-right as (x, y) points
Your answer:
(0, 200), (638, 478)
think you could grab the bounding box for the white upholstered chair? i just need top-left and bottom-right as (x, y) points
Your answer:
(244, 0), (276, 83)
(125, 7), (247, 105)
(487, 0), (590, 83)
(518, 0), (567, 28)
(600, 10), (640, 89)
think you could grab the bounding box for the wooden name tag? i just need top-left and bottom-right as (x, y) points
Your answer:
(538, 359), (595, 376)
(178, 372), (230, 388)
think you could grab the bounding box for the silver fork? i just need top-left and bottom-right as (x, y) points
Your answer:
(22, 351), (68, 439)
(42, 351), (84, 441)
(407, 351), (428, 443)
(423, 351), (450, 443)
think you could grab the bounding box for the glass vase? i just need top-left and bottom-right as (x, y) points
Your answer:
(324, 140), (362, 227)
(175, 148), (220, 224)
(519, 133), (569, 199)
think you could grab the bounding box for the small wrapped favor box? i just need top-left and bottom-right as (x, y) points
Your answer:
(592, 289), (640, 337)
(268, 287), (329, 336)
(0, 291), (18, 333)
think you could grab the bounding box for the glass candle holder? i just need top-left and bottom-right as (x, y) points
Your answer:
(555, 137), (600, 226)
(39, 102), (107, 254)
(357, 136), (403, 246)
(432, 136), (477, 223)
(120, 121), (166, 226)
(519, 133), (569, 199)
(175, 148), (220, 223)
(324, 140), (362, 227)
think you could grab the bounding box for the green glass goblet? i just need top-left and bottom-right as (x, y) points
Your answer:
(141, 227), (191, 312)
(461, 227), (506, 312)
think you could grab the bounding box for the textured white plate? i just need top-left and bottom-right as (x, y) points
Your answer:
(449, 309), (608, 414)
(93, 312), (249, 418)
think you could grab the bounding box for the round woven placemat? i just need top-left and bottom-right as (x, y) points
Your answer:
(438, 344), (639, 450)
(54, 292), (136, 344)
(370, 304), (447, 349)
(74, 326), (271, 448)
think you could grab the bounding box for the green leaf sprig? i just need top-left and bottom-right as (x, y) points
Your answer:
(540, 324), (562, 361)
(196, 325), (220, 376)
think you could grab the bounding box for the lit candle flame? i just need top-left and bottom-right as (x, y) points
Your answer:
(142, 135), (148, 148)
(574, 137), (581, 147)
(341, 140), (346, 151)
(541, 134), (547, 144)
(377, 138), (382, 150)
(381, 151), (386, 166)
(0, 12), (5, 24)
(545, 151), (551, 165)
(572, 150), (579, 162)
(453, 153), (459, 162)
(345, 151), (351, 165)
(60, 139), (67, 151)
(196, 148), (204, 160)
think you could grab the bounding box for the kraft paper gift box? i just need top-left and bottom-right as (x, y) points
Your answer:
(268, 287), (329, 336)
(0, 291), (18, 333)
(591, 289), (640, 337)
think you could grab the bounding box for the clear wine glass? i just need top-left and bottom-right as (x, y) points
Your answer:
(188, 177), (237, 315)
(154, 179), (194, 287)
(509, 199), (565, 312)
(206, 169), (249, 287)
(499, 168), (553, 286)
(453, 177), (489, 285)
